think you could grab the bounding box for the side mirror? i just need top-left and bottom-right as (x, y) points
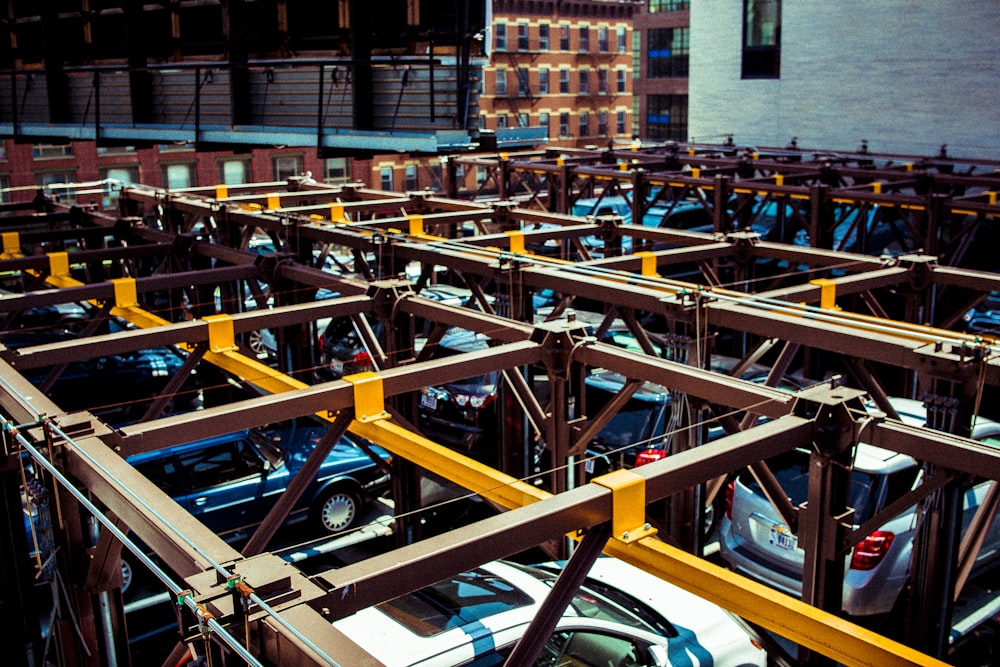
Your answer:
(647, 645), (669, 667)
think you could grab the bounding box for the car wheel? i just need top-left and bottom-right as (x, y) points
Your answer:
(314, 486), (360, 533)
(121, 558), (133, 594)
(247, 329), (270, 358)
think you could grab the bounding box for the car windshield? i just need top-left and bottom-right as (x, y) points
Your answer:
(510, 562), (675, 637)
(743, 449), (886, 524)
(374, 568), (533, 637)
(592, 402), (666, 451)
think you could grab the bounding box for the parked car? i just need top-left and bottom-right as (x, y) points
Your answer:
(719, 396), (1000, 623)
(127, 423), (391, 539)
(963, 291), (1000, 338)
(0, 329), (201, 423)
(331, 556), (768, 667)
(417, 328), (499, 463)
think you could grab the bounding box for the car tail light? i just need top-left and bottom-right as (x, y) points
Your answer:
(469, 394), (495, 409)
(850, 530), (895, 570)
(725, 480), (735, 520)
(354, 351), (372, 368)
(635, 449), (666, 466)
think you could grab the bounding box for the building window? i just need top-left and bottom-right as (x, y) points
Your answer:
(163, 163), (195, 189)
(742, 0), (781, 78)
(36, 171), (77, 202)
(617, 26), (627, 53)
(616, 110), (627, 135)
(648, 28), (689, 78)
(324, 158), (351, 184)
(579, 112), (589, 139)
(517, 67), (531, 96)
(495, 68), (507, 96)
(616, 68), (627, 93)
(598, 26), (609, 52)
(578, 68), (589, 95)
(579, 26), (589, 52)
(540, 112), (550, 135)
(0, 175), (9, 203)
(476, 166), (488, 188)
(219, 159), (250, 185)
(597, 111), (608, 137)
(647, 95), (687, 141)
(648, 0), (689, 11)
(497, 113), (508, 129)
(559, 24), (570, 51)
(559, 112), (570, 138)
(273, 155), (303, 181)
(559, 68), (570, 94)
(32, 143), (74, 159)
(539, 68), (550, 95)
(97, 145), (136, 155)
(379, 166), (394, 191)
(405, 164), (418, 191)
(517, 22), (529, 51)
(99, 165), (138, 209)
(495, 22), (507, 51)
(598, 68), (609, 95)
(518, 112), (530, 128)
(539, 24), (550, 50)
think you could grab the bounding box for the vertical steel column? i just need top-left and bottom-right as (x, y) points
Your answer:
(0, 454), (42, 667)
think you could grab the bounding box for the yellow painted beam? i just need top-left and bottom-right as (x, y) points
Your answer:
(603, 538), (948, 667)
(348, 418), (548, 511)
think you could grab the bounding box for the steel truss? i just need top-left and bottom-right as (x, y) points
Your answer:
(2, 143), (1000, 666)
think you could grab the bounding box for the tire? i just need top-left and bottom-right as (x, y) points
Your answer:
(121, 558), (133, 593)
(314, 486), (360, 533)
(247, 329), (270, 358)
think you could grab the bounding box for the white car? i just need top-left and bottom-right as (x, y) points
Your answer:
(332, 556), (767, 666)
(719, 397), (1000, 622)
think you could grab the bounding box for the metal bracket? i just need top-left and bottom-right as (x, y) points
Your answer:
(202, 314), (239, 353)
(111, 277), (139, 309)
(343, 371), (389, 423)
(592, 468), (657, 543)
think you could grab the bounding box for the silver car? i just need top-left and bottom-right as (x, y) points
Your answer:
(719, 397), (1000, 620)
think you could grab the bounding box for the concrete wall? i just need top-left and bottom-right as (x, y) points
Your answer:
(688, 0), (1000, 159)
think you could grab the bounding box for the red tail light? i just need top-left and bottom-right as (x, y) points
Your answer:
(725, 480), (735, 519)
(354, 351), (372, 367)
(850, 530), (895, 570)
(455, 393), (495, 409)
(635, 449), (666, 467)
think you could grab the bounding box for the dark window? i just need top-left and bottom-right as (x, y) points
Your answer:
(559, 68), (570, 94)
(647, 95), (687, 141)
(648, 0), (689, 11)
(579, 26), (590, 52)
(495, 22), (507, 50)
(539, 24), (550, 50)
(539, 69), (550, 94)
(648, 28), (689, 78)
(578, 69), (589, 94)
(375, 569), (533, 637)
(517, 67), (531, 96)
(742, 0), (781, 79)
(559, 24), (570, 51)
(517, 22), (529, 50)
(598, 26), (609, 52)
(579, 112), (589, 139)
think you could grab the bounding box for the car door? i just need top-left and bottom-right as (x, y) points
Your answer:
(171, 437), (276, 534)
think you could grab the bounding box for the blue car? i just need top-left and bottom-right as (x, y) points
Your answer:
(127, 424), (391, 539)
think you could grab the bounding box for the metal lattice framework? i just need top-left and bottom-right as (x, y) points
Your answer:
(2, 143), (1000, 666)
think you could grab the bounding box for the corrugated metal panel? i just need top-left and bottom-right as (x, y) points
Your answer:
(151, 68), (232, 128)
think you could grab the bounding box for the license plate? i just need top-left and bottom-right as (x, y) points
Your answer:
(331, 359), (345, 375)
(769, 523), (797, 552)
(420, 392), (437, 410)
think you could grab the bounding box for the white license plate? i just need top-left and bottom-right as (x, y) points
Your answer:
(769, 524), (797, 552)
(420, 393), (437, 410)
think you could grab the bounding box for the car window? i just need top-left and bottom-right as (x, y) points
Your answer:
(375, 568), (534, 637)
(540, 630), (650, 667)
(133, 458), (182, 496)
(740, 449), (909, 525)
(176, 440), (264, 490)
